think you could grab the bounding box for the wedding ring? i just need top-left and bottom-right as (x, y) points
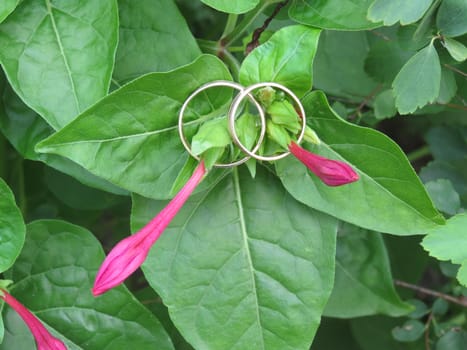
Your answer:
(178, 80), (266, 168)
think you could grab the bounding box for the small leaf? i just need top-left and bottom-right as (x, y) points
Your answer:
(374, 89), (397, 120)
(406, 299), (430, 319)
(437, 0), (467, 37)
(0, 0), (119, 129)
(432, 298), (449, 316)
(392, 43), (441, 114)
(289, 0), (382, 30)
(443, 37), (467, 62)
(200, 0), (259, 14)
(132, 166), (338, 350)
(114, 0), (201, 82)
(422, 213), (467, 287)
(324, 223), (412, 318)
(0, 178), (25, 273)
(391, 319), (425, 342)
(436, 67), (457, 104)
(277, 91), (445, 235)
(424, 179), (461, 215)
(367, 0), (433, 25)
(240, 25), (321, 98)
(436, 329), (467, 350)
(2, 220), (174, 349)
(191, 118), (231, 156)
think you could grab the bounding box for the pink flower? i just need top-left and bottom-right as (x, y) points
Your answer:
(289, 142), (359, 186)
(92, 161), (206, 296)
(0, 289), (66, 350)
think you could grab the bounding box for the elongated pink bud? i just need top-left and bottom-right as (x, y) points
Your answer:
(92, 161), (206, 296)
(289, 142), (359, 186)
(0, 290), (67, 350)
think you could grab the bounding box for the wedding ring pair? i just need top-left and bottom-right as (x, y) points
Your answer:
(178, 80), (306, 168)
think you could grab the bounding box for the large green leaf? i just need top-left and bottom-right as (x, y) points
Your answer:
(289, 0), (382, 30)
(200, 0), (259, 14)
(0, 0), (118, 129)
(1, 220), (174, 349)
(367, 0), (433, 25)
(276, 91), (445, 235)
(392, 42), (441, 114)
(131, 166), (338, 350)
(36, 55), (232, 200)
(0, 178), (25, 273)
(114, 0), (201, 83)
(422, 213), (467, 286)
(239, 25), (321, 98)
(313, 31), (379, 101)
(0, 72), (128, 195)
(324, 223), (412, 318)
(0, 0), (18, 23)
(436, 0), (467, 37)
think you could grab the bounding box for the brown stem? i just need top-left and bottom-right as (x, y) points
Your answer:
(245, 0), (290, 55)
(394, 279), (467, 307)
(443, 64), (467, 77)
(348, 84), (383, 120)
(425, 312), (433, 350)
(439, 103), (467, 111)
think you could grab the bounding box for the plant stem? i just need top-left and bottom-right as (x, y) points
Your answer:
(198, 39), (241, 80)
(221, 14), (238, 39)
(394, 279), (467, 307)
(407, 146), (431, 162)
(425, 312), (433, 350)
(221, 0), (276, 48)
(443, 64), (467, 77)
(0, 132), (6, 180)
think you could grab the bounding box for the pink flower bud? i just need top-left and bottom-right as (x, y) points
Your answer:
(92, 161), (206, 296)
(0, 290), (67, 350)
(289, 142), (359, 186)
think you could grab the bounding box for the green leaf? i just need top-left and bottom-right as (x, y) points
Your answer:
(132, 166), (338, 350)
(200, 0), (259, 14)
(0, 72), (128, 195)
(36, 55), (232, 200)
(425, 126), (467, 161)
(276, 91), (445, 235)
(443, 37), (467, 62)
(392, 43), (441, 114)
(436, 330), (467, 350)
(0, 178), (25, 273)
(2, 220), (174, 349)
(239, 25), (321, 98)
(0, 0), (118, 130)
(392, 320), (425, 342)
(289, 0), (382, 30)
(367, 0), (433, 25)
(424, 179), (461, 215)
(437, 0), (467, 37)
(0, 0), (18, 23)
(374, 90), (397, 120)
(191, 118), (231, 156)
(422, 213), (467, 286)
(114, 0), (201, 83)
(436, 66), (457, 104)
(314, 31), (379, 101)
(324, 223), (412, 318)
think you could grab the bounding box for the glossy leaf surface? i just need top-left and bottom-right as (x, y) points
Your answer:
(36, 55), (232, 199)
(200, 0), (259, 14)
(422, 213), (467, 286)
(324, 223), (412, 318)
(367, 0), (433, 25)
(0, 178), (25, 273)
(1, 220), (174, 349)
(276, 91), (444, 235)
(0, 0), (18, 23)
(289, 0), (381, 30)
(132, 166), (338, 350)
(392, 43), (441, 114)
(240, 25), (321, 97)
(114, 0), (201, 83)
(0, 0), (118, 129)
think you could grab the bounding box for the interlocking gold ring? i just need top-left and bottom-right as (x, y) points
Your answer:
(178, 80), (266, 168)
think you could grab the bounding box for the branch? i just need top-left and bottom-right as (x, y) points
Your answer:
(394, 279), (467, 308)
(245, 0), (290, 55)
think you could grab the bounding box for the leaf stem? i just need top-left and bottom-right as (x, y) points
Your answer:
(221, 14), (238, 38)
(443, 64), (467, 77)
(394, 279), (467, 307)
(406, 146), (431, 162)
(198, 40), (241, 80)
(425, 312), (433, 350)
